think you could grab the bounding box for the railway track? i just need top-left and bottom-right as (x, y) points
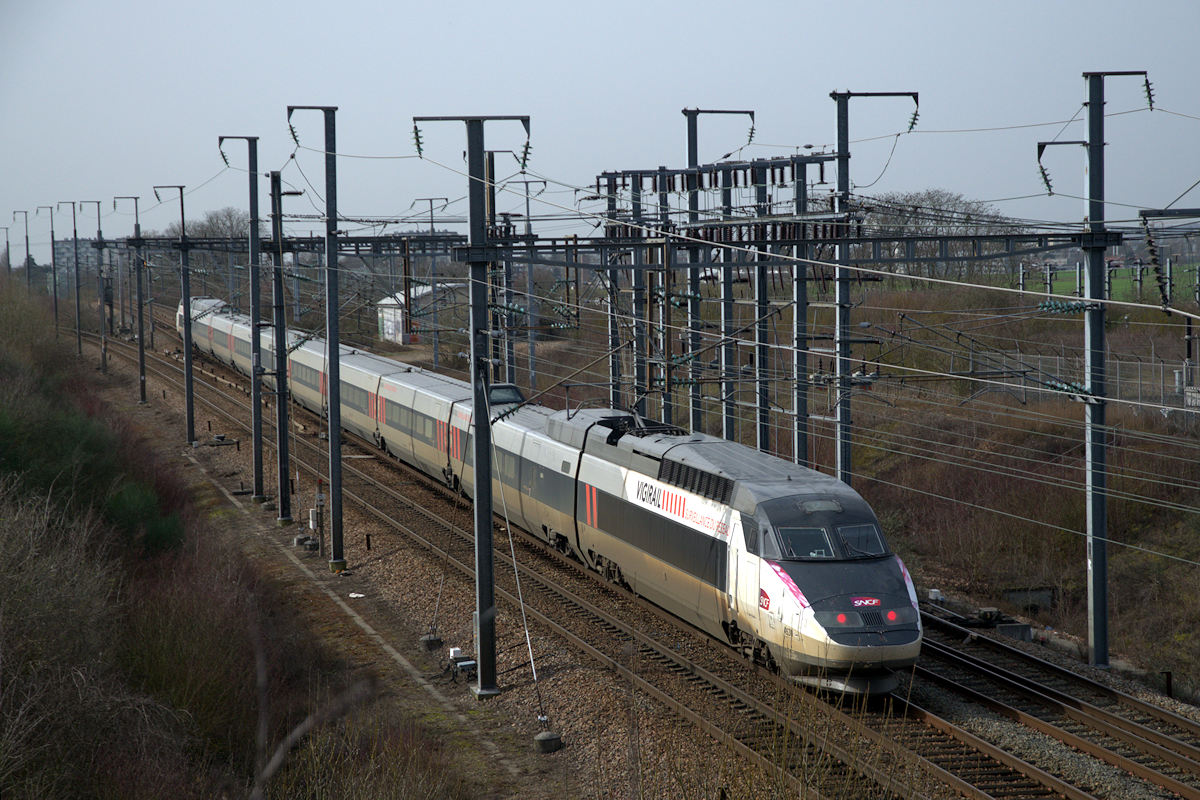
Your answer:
(89, 326), (1199, 799)
(917, 611), (1200, 799)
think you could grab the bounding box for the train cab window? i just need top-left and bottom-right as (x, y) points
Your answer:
(488, 384), (525, 405)
(836, 523), (886, 557)
(777, 527), (835, 559)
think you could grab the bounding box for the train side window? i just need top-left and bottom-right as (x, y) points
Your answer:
(759, 527), (782, 560)
(740, 514), (757, 553)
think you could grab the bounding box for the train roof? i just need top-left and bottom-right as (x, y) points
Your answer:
(545, 407), (855, 512)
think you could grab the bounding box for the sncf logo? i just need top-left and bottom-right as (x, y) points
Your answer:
(759, 589), (771, 611)
(851, 597), (881, 607)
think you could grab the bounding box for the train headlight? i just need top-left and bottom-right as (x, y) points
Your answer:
(885, 606), (918, 625)
(814, 610), (863, 627)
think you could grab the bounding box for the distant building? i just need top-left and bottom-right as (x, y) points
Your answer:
(375, 283), (465, 345)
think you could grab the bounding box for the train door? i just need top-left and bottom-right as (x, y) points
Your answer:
(732, 516), (761, 643)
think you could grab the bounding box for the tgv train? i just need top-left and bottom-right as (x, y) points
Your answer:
(179, 297), (921, 693)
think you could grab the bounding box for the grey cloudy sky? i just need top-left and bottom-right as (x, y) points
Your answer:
(3, 0), (1198, 264)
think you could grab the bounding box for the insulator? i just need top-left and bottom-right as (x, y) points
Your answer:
(1039, 164), (1054, 195)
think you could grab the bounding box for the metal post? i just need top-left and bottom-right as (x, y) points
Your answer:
(414, 198), (447, 370)
(657, 167), (671, 425)
(721, 167), (736, 441)
(662, 241), (674, 427)
(13, 211), (29, 292)
(221, 136), (265, 503)
(684, 109), (754, 432)
(269, 171), (293, 525)
(832, 92), (853, 484)
(287, 106), (344, 573)
(605, 176), (622, 410)
(80, 201), (107, 366)
(1, 226), (8, 283)
(116, 197), (146, 403)
(503, 232), (516, 384)
(686, 123), (702, 432)
(793, 161), (810, 466)
(468, 118), (498, 696)
(753, 163), (770, 451)
(1084, 72), (1110, 668)
(37, 206), (59, 336)
(59, 203), (81, 355)
(412, 113), (529, 700)
(631, 177), (647, 416)
(522, 180), (538, 391)
(97, 270), (107, 372)
(485, 151), (500, 383)
(828, 91), (916, 482)
(152, 187), (194, 444)
(148, 267), (156, 351)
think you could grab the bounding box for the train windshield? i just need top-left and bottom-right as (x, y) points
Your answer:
(836, 523), (886, 557)
(777, 527), (835, 559)
(758, 495), (890, 561)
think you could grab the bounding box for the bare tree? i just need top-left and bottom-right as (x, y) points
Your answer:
(863, 189), (1025, 282)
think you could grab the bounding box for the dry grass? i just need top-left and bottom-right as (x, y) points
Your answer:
(0, 285), (484, 799)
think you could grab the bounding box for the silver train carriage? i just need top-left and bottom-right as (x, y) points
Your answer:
(179, 298), (922, 693)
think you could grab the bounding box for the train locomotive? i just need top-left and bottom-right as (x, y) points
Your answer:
(179, 297), (921, 693)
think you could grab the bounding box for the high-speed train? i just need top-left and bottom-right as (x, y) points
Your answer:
(179, 297), (921, 693)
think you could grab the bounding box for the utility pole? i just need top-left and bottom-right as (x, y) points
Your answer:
(153, 186), (195, 445)
(1033, 71), (1147, 668)
(115, 196), (146, 404)
(412, 197), (447, 369)
(1, 226), (8, 284)
(1081, 71), (1144, 668)
(630, 176), (648, 416)
(604, 175), (623, 411)
(220, 135), (266, 503)
(753, 163), (770, 452)
(13, 210), (29, 291)
(269, 170), (297, 525)
(80, 201), (106, 368)
(720, 167), (736, 441)
(521, 179), (543, 391)
(793, 160), (810, 467)
(58, 203), (81, 355)
(36, 206), (59, 335)
(287, 105), (345, 573)
(683, 108), (755, 433)
(413, 113), (530, 701)
(829, 91), (918, 486)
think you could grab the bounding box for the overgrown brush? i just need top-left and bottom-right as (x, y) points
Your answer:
(0, 286), (484, 798)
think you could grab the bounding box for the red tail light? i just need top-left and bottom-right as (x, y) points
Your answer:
(887, 610), (898, 622)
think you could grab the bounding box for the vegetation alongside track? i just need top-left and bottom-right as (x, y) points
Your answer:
(0, 285), (474, 799)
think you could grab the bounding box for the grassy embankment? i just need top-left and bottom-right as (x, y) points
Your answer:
(0, 284), (474, 799)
